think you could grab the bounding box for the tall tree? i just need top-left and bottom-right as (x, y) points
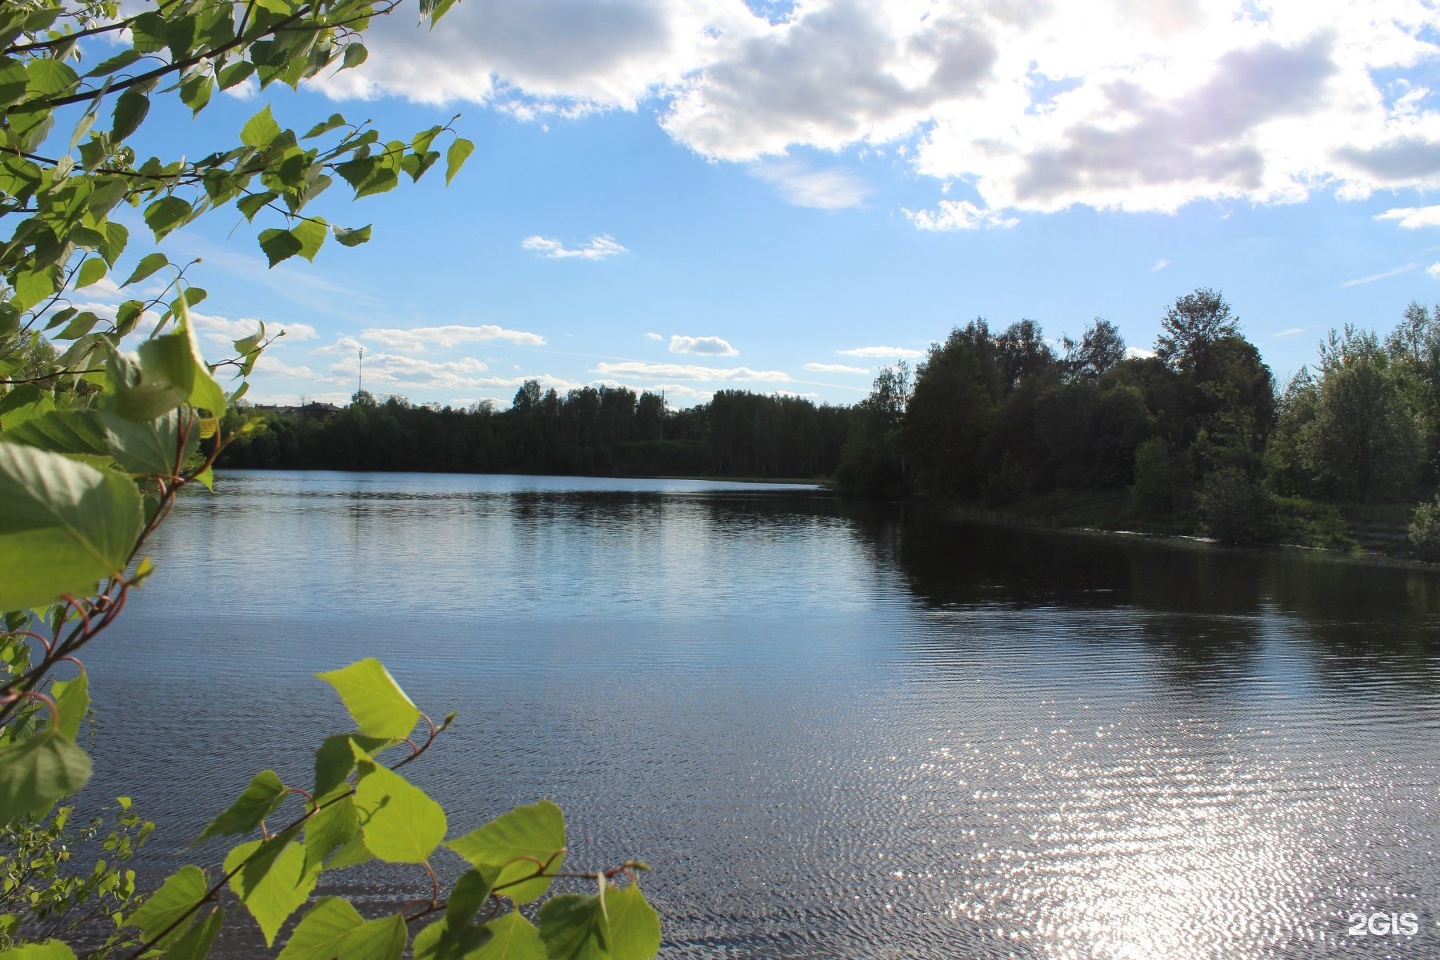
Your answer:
(1155, 288), (1241, 373)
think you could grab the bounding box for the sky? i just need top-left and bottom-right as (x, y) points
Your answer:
(80, 0), (1440, 409)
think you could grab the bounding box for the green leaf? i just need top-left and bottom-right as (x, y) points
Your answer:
(411, 919), (482, 960)
(25, 58), (79, 97)
(101, 408), (199, 476)
(276, 897), (363, 960)
(336, 914), (407, 960)
(0, 383), (53, 428)
(143, 196), (192, 241)
(342, 44), (368, 69)
(99, 222), (129, 267)
(332, 224), (372, 247)
(0, 941), (79, 960)
(237, 191), (278, 221)
(179, 302), (227, 416)
(317, 659), (419, 738)
(124, 865), (209, 947)
(195, 770), (287, 844)
(0, 729), (91, 826)
(218, 60), (256, 90)
(446, 867), (497, 928)
(302, 114), (347, 139)
(605, 885), (661, 960)
(166, 905), (224, 960)
(312, 734), (356, 798)
(0, 443), (144, 610)
(537, 894), (608, 960)
(445, 800), (566, 905)
(292, 218), (327, 261)
(122, 252), (168, 287)
(13, 265), (58, 312)
(109, 334), (193, 421)
(84, 48), (142, 79)
(304, 794), (359, 867)
(180, 72), (213, 115)
(110, 89), (149, 143)
(51, 670), (88, 740)
(242, 104), (282, 148)
(76, 258), (107, 289)
(352, 757), (447, 864)
(259, 228), (303, 267)
(0, 56), (28, 107)
(473, 912), (546, 960)
(225, 830), (319, 946)
(0, 408), (104, 460)
(446, 138), (474, 186)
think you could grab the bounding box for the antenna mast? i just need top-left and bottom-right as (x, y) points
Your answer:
(358, 347), (364, 396)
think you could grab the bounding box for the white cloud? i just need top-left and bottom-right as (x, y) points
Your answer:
(316, 0), (760, 112)
(593, 360), (791, 382)
(669, 334), (738, 356)
(323, 349), (587, 394)
(521, 234), (628, 259)
(904, 199), (1018, 230)
(749, 160), (870, 209)
(1271, 327), (1306, 338)
(188, 313), (316, 342)
(1126, 345), (1157, 360)
(255, 355), (316, 378)
(361, 324), (546, 351)
(1339, 262), (1422, 287)
(804, 362), (871, 373)
(1429, 262), (1440, 278)
(644, 331), (664, 340)
(1151, 258), (1171, 272)
(308, 0), (1440, 221)
(1376, 205), (1440, 228)
(838, 345), (925, 359)
(311, 335), (367, 357)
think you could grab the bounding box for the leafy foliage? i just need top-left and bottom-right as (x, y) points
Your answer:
(0, 1), (659, 958)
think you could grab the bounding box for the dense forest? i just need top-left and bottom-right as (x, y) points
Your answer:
(220, 382), (853, 479)
(220, 288), (1440, 551)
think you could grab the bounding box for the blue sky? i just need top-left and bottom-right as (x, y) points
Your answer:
(83, 0), (1440, 408)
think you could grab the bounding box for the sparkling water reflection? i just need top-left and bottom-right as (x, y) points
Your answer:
(83, 472), (1440, 959)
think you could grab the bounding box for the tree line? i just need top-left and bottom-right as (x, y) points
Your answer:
(219, 383), (854, 480)
(223, 287), (1440, 548)
(841, 288), (1440, 547)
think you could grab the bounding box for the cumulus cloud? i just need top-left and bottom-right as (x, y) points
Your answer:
(255, 355), (316, 378)
(838, 345), (925, 359)
(905, 199), (1018, 230)
(749, 160), (870, 209)
(593, 360), (791, 381)
(308, 0), (1440, 221)
(1429, 263), (1440, 279)
(1376, 205), (1440, 228)
(521, 234), (629, 259)
(804, 362), (871, 373)
(361, 324), (546, 351)
(644, 331), (664, 340)
(669, 334), (738, 356)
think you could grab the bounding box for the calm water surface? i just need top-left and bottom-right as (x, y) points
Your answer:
(84, 471), (1440, 959)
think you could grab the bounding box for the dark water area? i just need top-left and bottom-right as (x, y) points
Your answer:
(80, 471), (1440, 959)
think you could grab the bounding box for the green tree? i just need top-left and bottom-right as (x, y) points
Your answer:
(0, 1), (661, 958)
(1155, 288), (1241, 373)
(1307, 326), (1421, 502)
(1062, 318), (1126, 382)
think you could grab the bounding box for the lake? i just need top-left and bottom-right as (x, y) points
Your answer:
(82, 471), (1440, 959)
